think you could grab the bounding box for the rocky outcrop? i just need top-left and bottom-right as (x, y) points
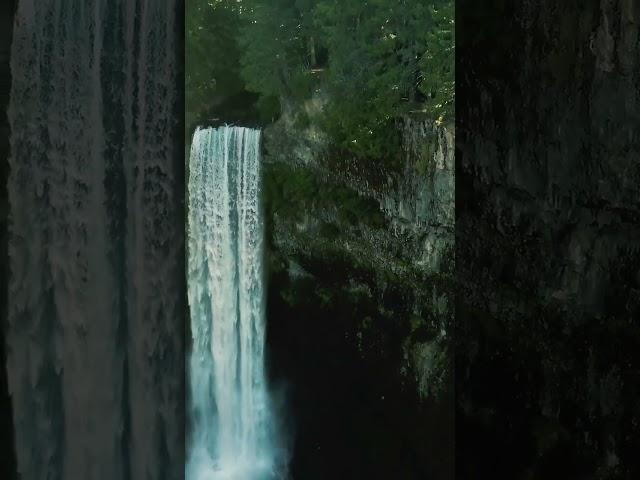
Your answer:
(263, 93), (454, 399)
(259, 91), (454, 478)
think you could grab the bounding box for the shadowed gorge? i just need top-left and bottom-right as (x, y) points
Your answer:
(186, 1), (454, 478)
(456, 0), (640, 477)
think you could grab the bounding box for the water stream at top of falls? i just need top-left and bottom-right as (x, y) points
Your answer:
(187, 126), (279, 480)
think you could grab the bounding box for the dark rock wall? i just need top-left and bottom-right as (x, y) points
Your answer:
(457, 1), (640, 477)
(1, 0), (17, 477)
(261, 97), (455, 478)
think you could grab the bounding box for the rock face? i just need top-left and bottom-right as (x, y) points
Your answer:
(265, 94), (454, 398)
(261, 93), (454, 477)
(457, 1), (640, 477)
(5, 2), (185, 479)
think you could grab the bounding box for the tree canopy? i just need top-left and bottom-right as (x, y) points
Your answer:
(186, 0), (454, 157)
(186, 0), (245, 132)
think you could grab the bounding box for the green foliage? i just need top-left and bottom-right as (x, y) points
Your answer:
(315, 0), (454, 157)
(419, 1), (455, 122)
(264, 163), (319, 221)
(238, 0), (314, 102)
(186, 0), (454, 156)
(185, 0), (245, 132)
(239, 0), (453, 158)
(314, 0), (422, 157)
(264, 163), (385, 229)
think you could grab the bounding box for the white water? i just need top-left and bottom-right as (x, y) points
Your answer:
(187, 126), (277, 480)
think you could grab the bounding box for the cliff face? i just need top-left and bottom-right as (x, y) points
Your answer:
(457, 0), (640, 477)
(261, 93), (454, 477)
(264, 93), (454, 398)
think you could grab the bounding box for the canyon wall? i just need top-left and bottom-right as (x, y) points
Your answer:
(457, 0), (640, 477)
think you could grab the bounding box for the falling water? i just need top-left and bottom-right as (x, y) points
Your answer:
(187, 126), (277, 480)
(7, 1), (183, 478)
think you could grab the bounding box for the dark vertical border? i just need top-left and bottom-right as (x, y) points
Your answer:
(457, 1), (640, 478)
(175, 0), (186, 474)
(0, 0), (17, 477)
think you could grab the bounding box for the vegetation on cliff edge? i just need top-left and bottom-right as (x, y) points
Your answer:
(186, 0), (454, 159)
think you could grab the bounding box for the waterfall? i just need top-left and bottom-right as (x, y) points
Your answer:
(7, 1), (183, 478)
(187, 126), (277, 480)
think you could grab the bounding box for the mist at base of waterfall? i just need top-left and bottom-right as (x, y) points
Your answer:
(187, 450), (289, 480)
(187, 439), (291, 480)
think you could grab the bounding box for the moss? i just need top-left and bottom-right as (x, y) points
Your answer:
(409, 315), (424, 333)
(416, 135), (439, 177)
(264, 161), (387, 230)
(263, 163), (319, 221)
(257, 95), (282, 124)
(294, 109), (311, 131)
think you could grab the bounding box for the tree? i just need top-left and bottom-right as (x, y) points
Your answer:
(419, 1), (454, 123)
(315, 0), (454, 157)
(238, 0), (313, 112)
(186, 0), (455, 157)
(185, 0), (245, 133)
